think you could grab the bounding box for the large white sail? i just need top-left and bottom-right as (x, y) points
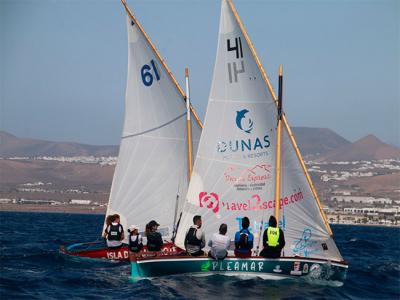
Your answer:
(175, 0), (342, 261)
(104, 14), (201, 241)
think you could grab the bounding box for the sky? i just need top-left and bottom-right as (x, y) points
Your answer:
(1, 0), (399, 146)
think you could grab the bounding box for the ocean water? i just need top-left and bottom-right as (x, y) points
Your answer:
(0, 212), (399, 299)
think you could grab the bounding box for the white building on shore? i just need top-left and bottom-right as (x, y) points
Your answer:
(70, 199), (92, 205)
(330, 196), (392, 205)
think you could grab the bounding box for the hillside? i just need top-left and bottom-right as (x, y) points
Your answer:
(0, 159), (114, 191)
(346, 173), (400, 198)
(1, 128), (349, 158)
(291, 127), (350, 158)
(317, 135), (400, 162)
(0, 131), (118, 157)
(2, 130), (399, 162)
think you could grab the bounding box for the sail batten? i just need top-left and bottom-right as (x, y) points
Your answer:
(175, 0), (342, 262)
(122, 113), (187, 139)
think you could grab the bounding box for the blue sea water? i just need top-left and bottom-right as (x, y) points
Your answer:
(0, 212), (399, 299)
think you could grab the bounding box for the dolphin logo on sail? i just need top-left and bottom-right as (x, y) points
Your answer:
(235, 109), (253, 133)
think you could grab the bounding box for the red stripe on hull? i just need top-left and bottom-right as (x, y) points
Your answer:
(61, 242), (183, 261)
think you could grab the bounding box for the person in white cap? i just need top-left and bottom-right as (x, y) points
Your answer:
(128, 225), (143, 253)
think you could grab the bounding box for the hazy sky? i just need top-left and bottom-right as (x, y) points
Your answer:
(1, 0), (399, 146)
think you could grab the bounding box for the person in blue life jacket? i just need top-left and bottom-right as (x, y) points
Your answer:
(260, 215), (285, 258)
(128, 225), (143, 254)
(184, 215), (206, 256)
(234, 216), (254, 258)
(104, 214), (125, 249)
(146, 220), (163, 252)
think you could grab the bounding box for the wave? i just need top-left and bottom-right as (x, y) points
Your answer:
(344, 238), (380, 248)
(1, 212), (399, 299)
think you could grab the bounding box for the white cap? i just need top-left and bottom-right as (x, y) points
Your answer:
(129, 225), (139, 231)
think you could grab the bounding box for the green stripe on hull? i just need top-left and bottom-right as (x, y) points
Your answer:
(131, 258), (347, 282)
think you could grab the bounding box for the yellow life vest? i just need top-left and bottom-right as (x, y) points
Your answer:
(267, 227), (280, 247)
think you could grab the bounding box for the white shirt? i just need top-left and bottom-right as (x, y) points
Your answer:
(208, 233), (230, 259)
(130, 234), (142, 244)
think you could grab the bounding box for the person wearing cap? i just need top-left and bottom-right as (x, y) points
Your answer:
(184, 215), (206, 256)
(146, 220), (163, 252)
(128, 225), (143, 253)
(104, 214), (125, 249)
(260, 215), (285, 258)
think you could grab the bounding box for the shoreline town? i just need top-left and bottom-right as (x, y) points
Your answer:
(1, 157), (399, 227)
(1, 202), (399, 228)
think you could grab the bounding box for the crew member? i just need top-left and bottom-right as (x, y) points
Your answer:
(146, 220), (163, 251)
(128, 225), (143, 253)
(104, 214), (124, 249)
(208, 223), (230, 260)
(260, 215), (285, 258)
(234, 216), (254, 258)
(184, 215), (205, 256)
(103, 214), (114, 239)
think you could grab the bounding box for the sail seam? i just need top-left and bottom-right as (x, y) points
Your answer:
(122, 112), (186, 139)
(197, 155), (266, 169)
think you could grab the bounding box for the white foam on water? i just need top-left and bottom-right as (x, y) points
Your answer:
(189, 272), (289, 281)
(303, 277), (344, 287)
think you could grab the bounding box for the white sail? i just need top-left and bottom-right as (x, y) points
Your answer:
(280, 127), (342, 260)
(104, 15), (201, 241)
(175, 0), (343, 261)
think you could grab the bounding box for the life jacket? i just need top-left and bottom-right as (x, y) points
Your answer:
(185, 227), (202, 246)
(107, 224), (122, 241)
(129, 234), (142, 252)
(238, 229), (249, 249)
(147, 232), (162, 251)
(267, 227), (280, 247)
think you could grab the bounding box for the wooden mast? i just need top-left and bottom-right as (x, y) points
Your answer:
(274, 65), (283, 222)
(185, 67), (193, 179)
(226, 0), (333, 236)
(120, 0), (203, 130)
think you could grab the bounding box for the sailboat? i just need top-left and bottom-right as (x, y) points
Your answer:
(129, 0), (348, 281)
(60, 0), (203, 261)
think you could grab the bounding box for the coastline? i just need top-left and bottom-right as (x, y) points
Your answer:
(329, 222), (400, 228)
(1, 204), (399, 228)
(0, 203), (105, 215)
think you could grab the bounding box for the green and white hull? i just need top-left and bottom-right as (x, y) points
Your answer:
(131, 256), (348, 282)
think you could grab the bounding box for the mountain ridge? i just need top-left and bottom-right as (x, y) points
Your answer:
(1, 129), (399, 161)
(0, 131), (119, 157)
(316, 134), (400, 162)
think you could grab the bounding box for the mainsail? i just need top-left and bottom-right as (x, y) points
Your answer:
(175, 0), (343, 261)
(104, 5), (202, 241)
